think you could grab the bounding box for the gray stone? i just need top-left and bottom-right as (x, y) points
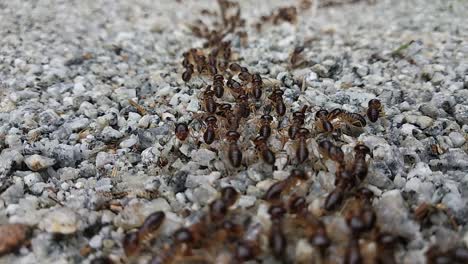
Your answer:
(192, 185), (218, 205)
(39, 207), (80, 234)
(404, 114), (434, 129)
(190, 149), (216, 167)
(64, 118), (90, 132)
(419, 103), (439, 118)
(119, 136), (138, 148)
(0, 149), (23, 176)
(0, 181), (24, 204)
(24, 154), (55, 171)
(237, 195), (257, 208)
(448, 131), (466, 147)
(375, 190), (420, 238)
(58, 167), (80, 181)
(89, 235), (103, 249)
(101, 126), (123, 142)
(95, 178), (112, 192)
(23, 172), (44, 186)
(95, 152), (115, 169)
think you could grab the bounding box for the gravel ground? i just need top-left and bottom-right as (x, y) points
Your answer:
(0, 0), (467, 263)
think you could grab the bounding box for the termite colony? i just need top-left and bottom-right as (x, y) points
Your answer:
(117, 1), (468, 263)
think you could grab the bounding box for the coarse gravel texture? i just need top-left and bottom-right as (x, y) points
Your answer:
(0, 0), (467, 263)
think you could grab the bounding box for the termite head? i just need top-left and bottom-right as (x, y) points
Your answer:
(273, 89), (284, 97)
(214, 73), (224, 82)
(327, 108), (343, 120)
(290, 169), (307, 180)
(226, 130), (240, 141)
(293, 105), (307, 119)
(252, 73), (262, 84)
(268, 205), (287, 220)
(368, 98), (381, 109)
(354, 143), (371, 157)
(204, 89), (215, 97)
(253, 135), (267, 147)
(220, 103), (232, 112)
(205, 115), (218, 125)
(260, 114), (274, 123)
(296, 128), (310, 138)
(315, 109), (329, 120)
(238, 93), (249, 102)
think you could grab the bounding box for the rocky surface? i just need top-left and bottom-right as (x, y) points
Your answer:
(0, 0), (467, 263)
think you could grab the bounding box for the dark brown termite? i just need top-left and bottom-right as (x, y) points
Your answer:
(213, 74), (224, 98)
(259, 114), (273, 139)
(367, 98), (383, 123)
(324, 185), (345, 211)
(203, 116), (218, 145)
(252, 73), (263, 100)
(137, 211), (166, 242)
(295, 128), (310, 164)
(288, 105), (307, 139)
(315, 109), (334, 133)
(202, 88), (217, 114)
(290, 45), (305, 68)
(253, 135), (275, 165)
(352, 143), (371, 182)
(226, 130), (242, 168)
(182, 65), (194, 82)
(236, 93), (250, 118)
(269, 89), (286, 116)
